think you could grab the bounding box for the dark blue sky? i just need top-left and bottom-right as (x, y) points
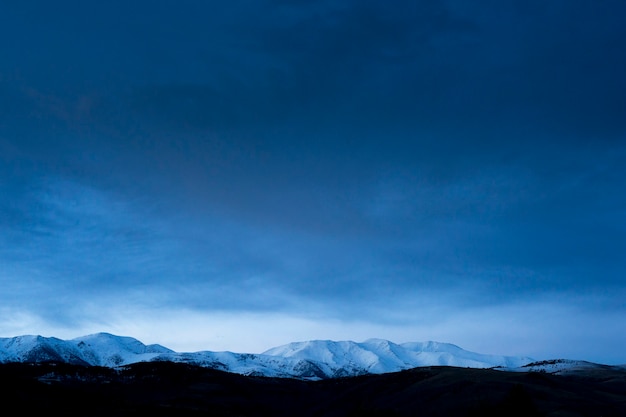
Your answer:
(1, 1), (625, 362)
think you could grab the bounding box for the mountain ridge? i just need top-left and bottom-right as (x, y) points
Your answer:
(0, 332), (612, 379)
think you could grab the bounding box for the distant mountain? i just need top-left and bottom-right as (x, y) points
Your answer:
(517, 359), (621, 374)
(0, 333), (172, 367)
(261, 338), (533, 377)
(0, 332), (592, 380)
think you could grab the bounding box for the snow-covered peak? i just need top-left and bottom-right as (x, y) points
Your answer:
(264, 340), (368, 360)
(68, 333), (173, 366)
(71, 332), (173, 355)
(401, 341), (464, 353)
(361, 338), (400, 351)
(263, 339), (381, 376)
(0, 333), (173, 367)
(0, 335), (61, 361)
(263, 338), (535, 375)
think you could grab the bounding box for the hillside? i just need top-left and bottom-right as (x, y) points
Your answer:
(2, 361), (625, 416)
(0, 333), (534, 379)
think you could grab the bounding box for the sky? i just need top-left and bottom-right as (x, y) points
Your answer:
(1, 0), (625, 364)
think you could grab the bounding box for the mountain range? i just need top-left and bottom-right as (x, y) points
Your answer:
(0, 332), (616, 379)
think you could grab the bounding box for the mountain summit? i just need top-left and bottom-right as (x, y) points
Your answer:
(0, 333), (536, 379)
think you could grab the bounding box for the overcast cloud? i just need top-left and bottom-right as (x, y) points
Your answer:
(1, 0), (625, 363)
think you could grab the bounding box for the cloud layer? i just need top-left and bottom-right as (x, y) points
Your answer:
(1, 0), (625, 363)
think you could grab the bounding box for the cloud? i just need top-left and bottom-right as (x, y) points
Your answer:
(1, 0), (625, 362)
(4, 295), (625, 364)
(4, 0), (626, 144)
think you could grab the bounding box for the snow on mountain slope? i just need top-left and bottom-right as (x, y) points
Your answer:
(152, 350), (329, 379)
(0, 335), (86, 364)
(71, 333), (174, 367)
(0, 333), (541, 379)
(262, 338), (534, 377)
(512, 359), (621, 374)
(262, 340), (380, 377)
(401, 341), (534, 368)
(0, 333), (173, 367)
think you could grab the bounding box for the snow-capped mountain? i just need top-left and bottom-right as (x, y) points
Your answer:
(0, 333), (173, 367)
(261, 339), (533, 377)
(0, 332), (540, 379)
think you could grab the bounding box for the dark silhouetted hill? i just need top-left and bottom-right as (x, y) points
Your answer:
(2, 361), (625, 416)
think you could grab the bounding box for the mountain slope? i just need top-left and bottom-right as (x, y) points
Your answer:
(4, 361), (626, 417)
(71, 333), (174, 366)
(262, 338), (534, 377)
(0, 332), (551, 379)
(514, 359), (621, 375)
(0, 333), (172, 367)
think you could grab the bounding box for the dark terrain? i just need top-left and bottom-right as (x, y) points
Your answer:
(1, 361), (625, 416)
